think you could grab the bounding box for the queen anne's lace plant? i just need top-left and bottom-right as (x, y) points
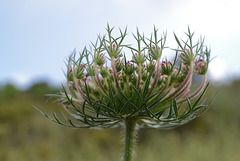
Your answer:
(35, 25), (213, 161)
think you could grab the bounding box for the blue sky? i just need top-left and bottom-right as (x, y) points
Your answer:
(1, 0), (240, 89)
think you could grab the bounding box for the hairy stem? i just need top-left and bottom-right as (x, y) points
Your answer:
(111, 57), (120, 89)
(127, 76), (130, 92)
(66, 81), (71, 95)
(73, 78), (87, 99)
(177, 74), (207, 104)
(188, 74), (207, 99)
(136, 64), (142, 89)
(94, 63), (106, 94)
(149, 58), (160, 95)
(124, 118), (137, 161)
(159, 61), (194, 104)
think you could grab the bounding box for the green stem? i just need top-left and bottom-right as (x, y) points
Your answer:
(111, 57), (120, 89)
(149, 58), (160, 95)
(136, 64), (142, 89)
(124, 118), (137, 161)
(126, 76), (130, 96)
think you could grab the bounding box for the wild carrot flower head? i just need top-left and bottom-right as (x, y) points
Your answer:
(36, 25), (214, 129)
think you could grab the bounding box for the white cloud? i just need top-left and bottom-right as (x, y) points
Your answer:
(178, 0), (240, 36)
(209, 57), (226, 81)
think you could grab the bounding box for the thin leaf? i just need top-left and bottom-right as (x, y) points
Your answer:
(193, 82), (209, 108)
(173, 99), (178, 118)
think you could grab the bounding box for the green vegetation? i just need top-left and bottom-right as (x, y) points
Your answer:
(0, 80), (240, 161)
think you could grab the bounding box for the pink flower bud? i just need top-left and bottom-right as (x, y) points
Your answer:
(151, 45), (156, 50)
(185, 49), (190, 54)
(173, 69), (178, 73)
(66, 106), (70, 109)
(112, 43), (117, 51)
(107, 45), (110, 51)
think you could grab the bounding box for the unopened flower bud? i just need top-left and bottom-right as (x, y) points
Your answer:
(67, 68), (73, 81)
(115, 59), (123, 72)
(100, 67), (109, 78)
(146, 61), (155, 72)
(124, 61), (135, 76)
(180, 49), (193, 65)
(161, 61), (173, 75)
(95, 53), (106, 66)
(195, 59), (207, 75)
(73, 64), (85, 80)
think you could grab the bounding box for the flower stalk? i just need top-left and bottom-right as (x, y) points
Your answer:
(149, 58), (160, 95)
(124, 118), (137, 161)
(111, 57), (120, 89)
(136, 64), (142, 89)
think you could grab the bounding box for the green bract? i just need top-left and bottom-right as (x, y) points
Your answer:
(35, 25), (213, 129)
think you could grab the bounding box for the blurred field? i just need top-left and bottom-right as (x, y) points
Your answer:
(0, 80), (240, 161)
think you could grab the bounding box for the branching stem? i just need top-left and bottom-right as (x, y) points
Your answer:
(149, 58), (160, 95)
(111, 57), (120, 89)
(136, 64), (142, 89)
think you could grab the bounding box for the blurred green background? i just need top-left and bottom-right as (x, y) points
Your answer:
(0, 80), (240, 161)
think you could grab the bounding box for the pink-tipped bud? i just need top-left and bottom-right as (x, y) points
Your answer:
(195, 59), (207, 75)
(185, 49), (190, 55)
(112, 43), (117, 51)
(107, 45), (111, 51)
(172, 69), (178, 73)
(66, 106), (70, 109)
(151, 45), (156, 50)
(161, 61), (173, 75)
